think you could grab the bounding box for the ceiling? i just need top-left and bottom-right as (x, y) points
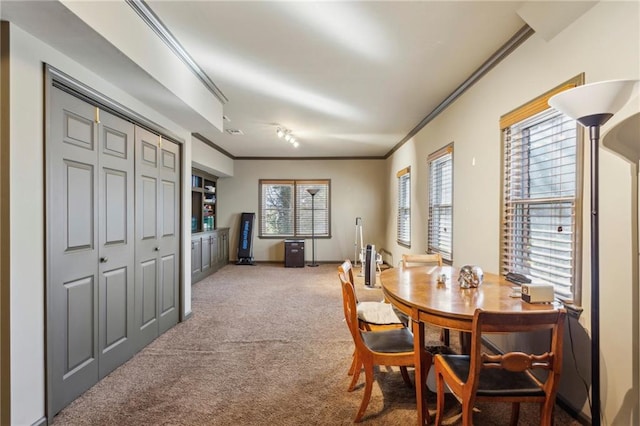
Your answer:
(0, 1), (593, 159)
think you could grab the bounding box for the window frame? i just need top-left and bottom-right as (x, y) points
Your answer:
(499, 74), (584, 303)
(397, 166), (411, 247)
(427, 143), (454, 263)
(258, 179), (331, 239)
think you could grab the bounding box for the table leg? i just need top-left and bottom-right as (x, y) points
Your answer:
(412, 319), (430, 425)
(460, 331), (471, 354)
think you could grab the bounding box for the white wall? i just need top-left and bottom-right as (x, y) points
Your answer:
(219, 159), (387, 263)
(8, 23), (195, 425)
(383, 2), (640, 422)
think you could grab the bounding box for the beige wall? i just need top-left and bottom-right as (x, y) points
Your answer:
(219, 159), (387, 264)
(383, 1), (639, 422)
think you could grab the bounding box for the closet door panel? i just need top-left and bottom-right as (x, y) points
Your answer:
(48, 87), (99, 415)
(134, 127), (182, 347)
(158, 142), (180, 334)
(97, 110), (135, 378)
(134, 128), (159, 350)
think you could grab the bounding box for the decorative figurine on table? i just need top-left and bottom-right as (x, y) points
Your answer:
(458, 265), (484, 288)
(437, 273), (448, 287)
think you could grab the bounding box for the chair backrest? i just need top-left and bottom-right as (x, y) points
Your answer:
(338, 263), (363, 345)
(338, 260), (358, 303)
(401, 253), (443, 268)
(468, 308), (566, 395)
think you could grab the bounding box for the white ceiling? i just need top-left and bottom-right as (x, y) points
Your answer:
(1, 1), (594, 158)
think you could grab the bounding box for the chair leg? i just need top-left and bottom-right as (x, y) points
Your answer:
(400, 366), (412, 388)
(440, 328), (450, 347)
(354, 362), (375, 423)
(348, 353), (362, 392)
(509, 402), (520, 426)
(435, 369), (446, 426)
(461, 396), (475, 426)
(348, 349), (357, 376)
(539, 399), (555, 426)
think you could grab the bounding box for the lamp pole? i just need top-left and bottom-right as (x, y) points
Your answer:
(549, 79), (639, 426)
(307, 188), (319, 267)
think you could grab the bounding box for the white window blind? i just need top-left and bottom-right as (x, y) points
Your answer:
(428, 145), (453, 261)
(259, 179), (330, 237)
(397, 167), (411, 246)
(295, 181), (329, 237)
(501, 107), (579, 299)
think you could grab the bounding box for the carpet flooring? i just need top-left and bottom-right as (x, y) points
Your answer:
(52, 263), (583, 425)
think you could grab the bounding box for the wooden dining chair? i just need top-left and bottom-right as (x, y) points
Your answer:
(433, 308), (566, 426)
(339, 268), (429, 422)
(400, 253), (451, 347)
(338, 260), (404, 331)
(338, 260), (404, 378)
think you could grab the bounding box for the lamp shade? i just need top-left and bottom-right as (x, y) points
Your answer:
(548, 79), (639, 127)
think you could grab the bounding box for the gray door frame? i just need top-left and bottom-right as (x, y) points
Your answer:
(0, 20), (11, 426)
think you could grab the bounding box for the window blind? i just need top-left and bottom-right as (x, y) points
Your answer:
(397, 167), (411, 246)
(295, 180), (330, 237)
(428, 145), (453, 261)
(259, 179), (330, 237)
(502, 108), (579, 299)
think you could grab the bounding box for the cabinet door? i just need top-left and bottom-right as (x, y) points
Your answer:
(191, 238), (202, 275)
(219, 230), (229, 266)
(201, 235), (211, 273)
(210, 232), (219, 270)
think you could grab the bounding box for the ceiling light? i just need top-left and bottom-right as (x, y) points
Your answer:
(275, 125), (301, 148)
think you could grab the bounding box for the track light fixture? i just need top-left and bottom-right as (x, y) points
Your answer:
(275, 126), (300, 148)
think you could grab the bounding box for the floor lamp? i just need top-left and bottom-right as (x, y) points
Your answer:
(549, 79), (639, 426)
(306, 188), (320, 267)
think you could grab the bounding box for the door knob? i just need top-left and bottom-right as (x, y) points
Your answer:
(154, 247), (159, 251)
(100, 257), (108, 263)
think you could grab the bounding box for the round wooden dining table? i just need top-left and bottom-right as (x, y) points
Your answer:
(380, 265), (561, 426)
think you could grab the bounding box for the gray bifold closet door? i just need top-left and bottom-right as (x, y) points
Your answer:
(134, 126), (180, 350)
(48, 86), (180, 416)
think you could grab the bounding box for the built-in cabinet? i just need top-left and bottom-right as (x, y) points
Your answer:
(191, 170), (217, 232)
(191, 168), (228, 284)
(192, 228), (229, 283)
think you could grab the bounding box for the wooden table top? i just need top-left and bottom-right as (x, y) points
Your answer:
(380, 265), (561, 332)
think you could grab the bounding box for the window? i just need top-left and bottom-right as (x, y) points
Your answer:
(259, 179), (330, 238)
(428, 144), (453, 262)
(500, 76), (583, 301)
(397, 167), (411, 246)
